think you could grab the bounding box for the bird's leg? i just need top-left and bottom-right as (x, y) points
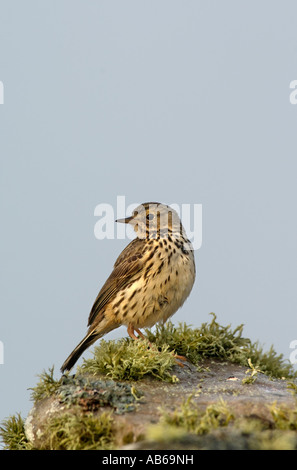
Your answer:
(127, 323), (139, 341)
(127, 325), (187, 367)
(127, 324), (153, 347)
(174, 354), (187, 367)
(135, 328), (154, 348)
(134, 328), (146, 340)
(174, 354), (187, 362)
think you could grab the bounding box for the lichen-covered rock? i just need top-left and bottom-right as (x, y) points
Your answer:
(25, 375), (141, 448)
(24, 358), (297, 450)
(2, 318), (297, 450)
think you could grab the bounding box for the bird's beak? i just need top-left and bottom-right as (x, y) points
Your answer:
(115, 216), (134, 224)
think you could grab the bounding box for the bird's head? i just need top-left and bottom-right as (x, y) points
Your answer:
(116, 202), (184, 240)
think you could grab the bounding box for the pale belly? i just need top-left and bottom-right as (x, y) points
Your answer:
(111, 249), (196, 329)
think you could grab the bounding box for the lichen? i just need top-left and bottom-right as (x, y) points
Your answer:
(57, 374), (142, 414)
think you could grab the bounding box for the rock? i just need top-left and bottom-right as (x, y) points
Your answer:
(25, 358), (297, 450)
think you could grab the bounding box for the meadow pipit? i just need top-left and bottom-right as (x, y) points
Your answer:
(61, 202), (196, 372)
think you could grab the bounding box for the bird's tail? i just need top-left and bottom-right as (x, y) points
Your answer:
(60, 322), (117, 373)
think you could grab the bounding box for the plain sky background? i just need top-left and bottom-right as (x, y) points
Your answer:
(1, 1), (297, 436)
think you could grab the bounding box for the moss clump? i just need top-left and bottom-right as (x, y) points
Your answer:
(146, 313), (296, 379)
(242, 358), (264, 385)
(2, 315), (296, 450)
(0, 413), (32, 450)
(247, 343), (295, 379)
(29, 366), (61, 402)
(149, 394), (297, 450)
(41, 411), (114, 450)
(79, 338), (178, 382)
(288, 381), (297, 396)
(236, 400), (297, 449)
(0, 411), (115, 450)
(160, 396), (234, 435)
(0, 410), (115, 450)
(269, 401), (297, 431)
(31, 315), (294, 387)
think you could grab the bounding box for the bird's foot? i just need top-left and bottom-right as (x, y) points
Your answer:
(173, 354), (187, 367)
(127, 324), (188, 367)
(127, 324), (153, 347)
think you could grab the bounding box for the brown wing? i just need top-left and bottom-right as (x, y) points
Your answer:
(87, 238), (146, 326)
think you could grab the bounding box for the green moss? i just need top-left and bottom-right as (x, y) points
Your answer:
(151, 394), (297, 450)
(0, 411), (115, 451)
(0, 410), (115, 451)
(78, 338), (178, 382)
(269, 401), (297, 431)
(241, 358), (263, 384)
(31, 316), (294, 388)
(0, 413), (32, 450)
(41, 411), (114, 450)
(146, 313), (296, 379)
(146, 398), (236, 449)
(233, 415), (297, 450)
(29, 366), (61, 402)
(3, 315), (296, 450)
(247, 343), (295, 379)
(146, 314), (248, 365)
(146, 423), (189, 444)
(160, 395), (234, 435)
(288, 381), (297, 395)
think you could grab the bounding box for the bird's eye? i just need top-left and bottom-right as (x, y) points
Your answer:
(146, 213), (154, 220)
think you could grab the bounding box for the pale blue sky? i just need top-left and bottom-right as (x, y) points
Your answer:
(1, 1), (297, 434)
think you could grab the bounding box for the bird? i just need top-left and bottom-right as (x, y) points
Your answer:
(60, 202), (196, 373)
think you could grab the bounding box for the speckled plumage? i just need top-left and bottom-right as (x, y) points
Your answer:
(61, 202), (196, 372)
